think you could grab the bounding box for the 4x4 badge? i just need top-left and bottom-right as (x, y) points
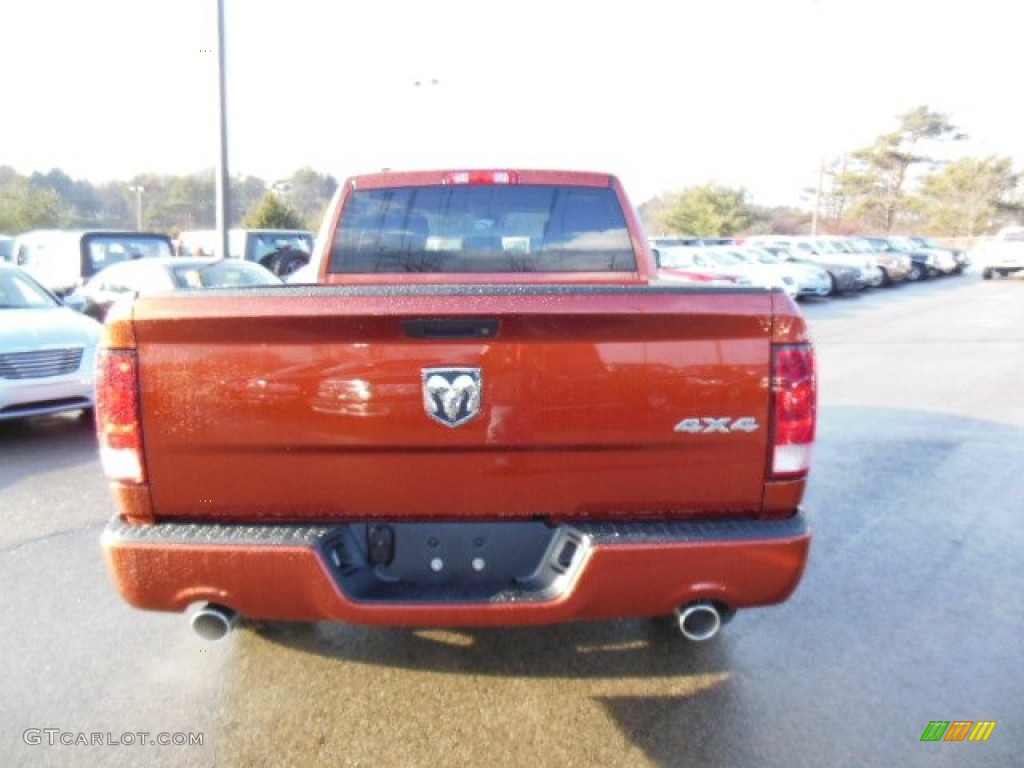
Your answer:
(674, 417), (760, 434)
(422, 367), (482, 427)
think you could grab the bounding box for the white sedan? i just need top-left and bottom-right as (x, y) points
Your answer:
(732, 246), (832, 297)
(0, 263), (102, 420)
(689, 247), (800, 298)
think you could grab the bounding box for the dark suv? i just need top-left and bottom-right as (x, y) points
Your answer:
(176, 228), (314, 276)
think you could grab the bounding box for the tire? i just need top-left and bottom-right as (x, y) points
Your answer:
(908, 263), (924, 281)
(269, 251), (309, 277)
(982, 268), (992, 280)
(828, 273), (839, 296)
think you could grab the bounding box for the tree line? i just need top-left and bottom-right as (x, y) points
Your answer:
(4, 106), (1019, 241)
(0, 166), (338, 235)
(641, 106), (1023, 239)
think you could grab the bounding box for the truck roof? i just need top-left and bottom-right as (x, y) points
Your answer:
(348, 169), (616, 189)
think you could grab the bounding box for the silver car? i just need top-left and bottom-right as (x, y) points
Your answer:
(734, 246), (832, 298)
(0, 263), (101, 420)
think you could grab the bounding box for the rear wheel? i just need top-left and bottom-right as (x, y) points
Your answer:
(908, 262), (924, 281)
(982, 268), (993, 280)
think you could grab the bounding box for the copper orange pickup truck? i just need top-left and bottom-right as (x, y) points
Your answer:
(97, 169), (816, 642)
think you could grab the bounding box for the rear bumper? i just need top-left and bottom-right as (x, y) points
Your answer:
(101, 513), (811, 627)
(0, 376), (94, 420)
(796, 276), (831, 297)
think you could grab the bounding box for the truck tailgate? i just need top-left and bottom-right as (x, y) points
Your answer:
(130, 285), (774, 522)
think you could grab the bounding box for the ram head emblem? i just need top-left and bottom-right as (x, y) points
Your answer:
(422, 367), (482, 427)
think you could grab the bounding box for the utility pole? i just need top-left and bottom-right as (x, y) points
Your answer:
(811, 157), (824, 236)
(215, 0), (231, 259)
(129, 185), (144, 230)
(408, 78), (440, 168)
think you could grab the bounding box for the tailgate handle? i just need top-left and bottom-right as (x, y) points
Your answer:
(402, 318), (500, 339)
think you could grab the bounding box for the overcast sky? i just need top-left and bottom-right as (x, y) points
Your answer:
(1, 0), (1019, 207)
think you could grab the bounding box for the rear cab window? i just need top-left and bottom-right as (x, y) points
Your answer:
(171, 261), (281, 289)
(328, 184), (636, 274)
(247, 233), (313, 263)
(83, 234), (174, 277)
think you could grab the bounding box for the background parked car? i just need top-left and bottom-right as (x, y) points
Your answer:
(0, 234), (13, 263)
(845, 237), (912, 284)
(745, 237), (860, 295)
(887, 236), (957, 276)
(12, 229), (174, 296)
(772, 236), (877, 289)
(176, 228), (314, 277)
(651, 246), (750, 285)
(0, 263), (101, 420)
(691, 246), (799, 296)
(74, 257), (283, 322)
(973, 226), (1024, 279)
(864, 236), (937, 281)
(731, 245), (832, 298)
(649, 236), (736, 249)
(805, 237), (885, 288)
(905, 235), (969, 274)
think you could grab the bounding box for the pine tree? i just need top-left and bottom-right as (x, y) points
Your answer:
(242, 192), (304, 229)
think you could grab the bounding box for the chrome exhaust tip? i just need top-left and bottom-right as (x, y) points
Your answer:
(191, 603), (239, 641)
(675, 601), (722, 641)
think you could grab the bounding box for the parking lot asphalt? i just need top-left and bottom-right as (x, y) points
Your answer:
(1, 271), (1021, 767)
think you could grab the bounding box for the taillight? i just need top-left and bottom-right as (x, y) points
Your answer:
(95, 349), (145, 484)
(770, 343), (816, 478)
(443, 170), (519, 185)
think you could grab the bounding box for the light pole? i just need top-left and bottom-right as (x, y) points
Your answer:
(129, 185), (144, 230)
(406, 78), (440, 168)
(214, 0), (231, 260)
(811, 158), (824, 236)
